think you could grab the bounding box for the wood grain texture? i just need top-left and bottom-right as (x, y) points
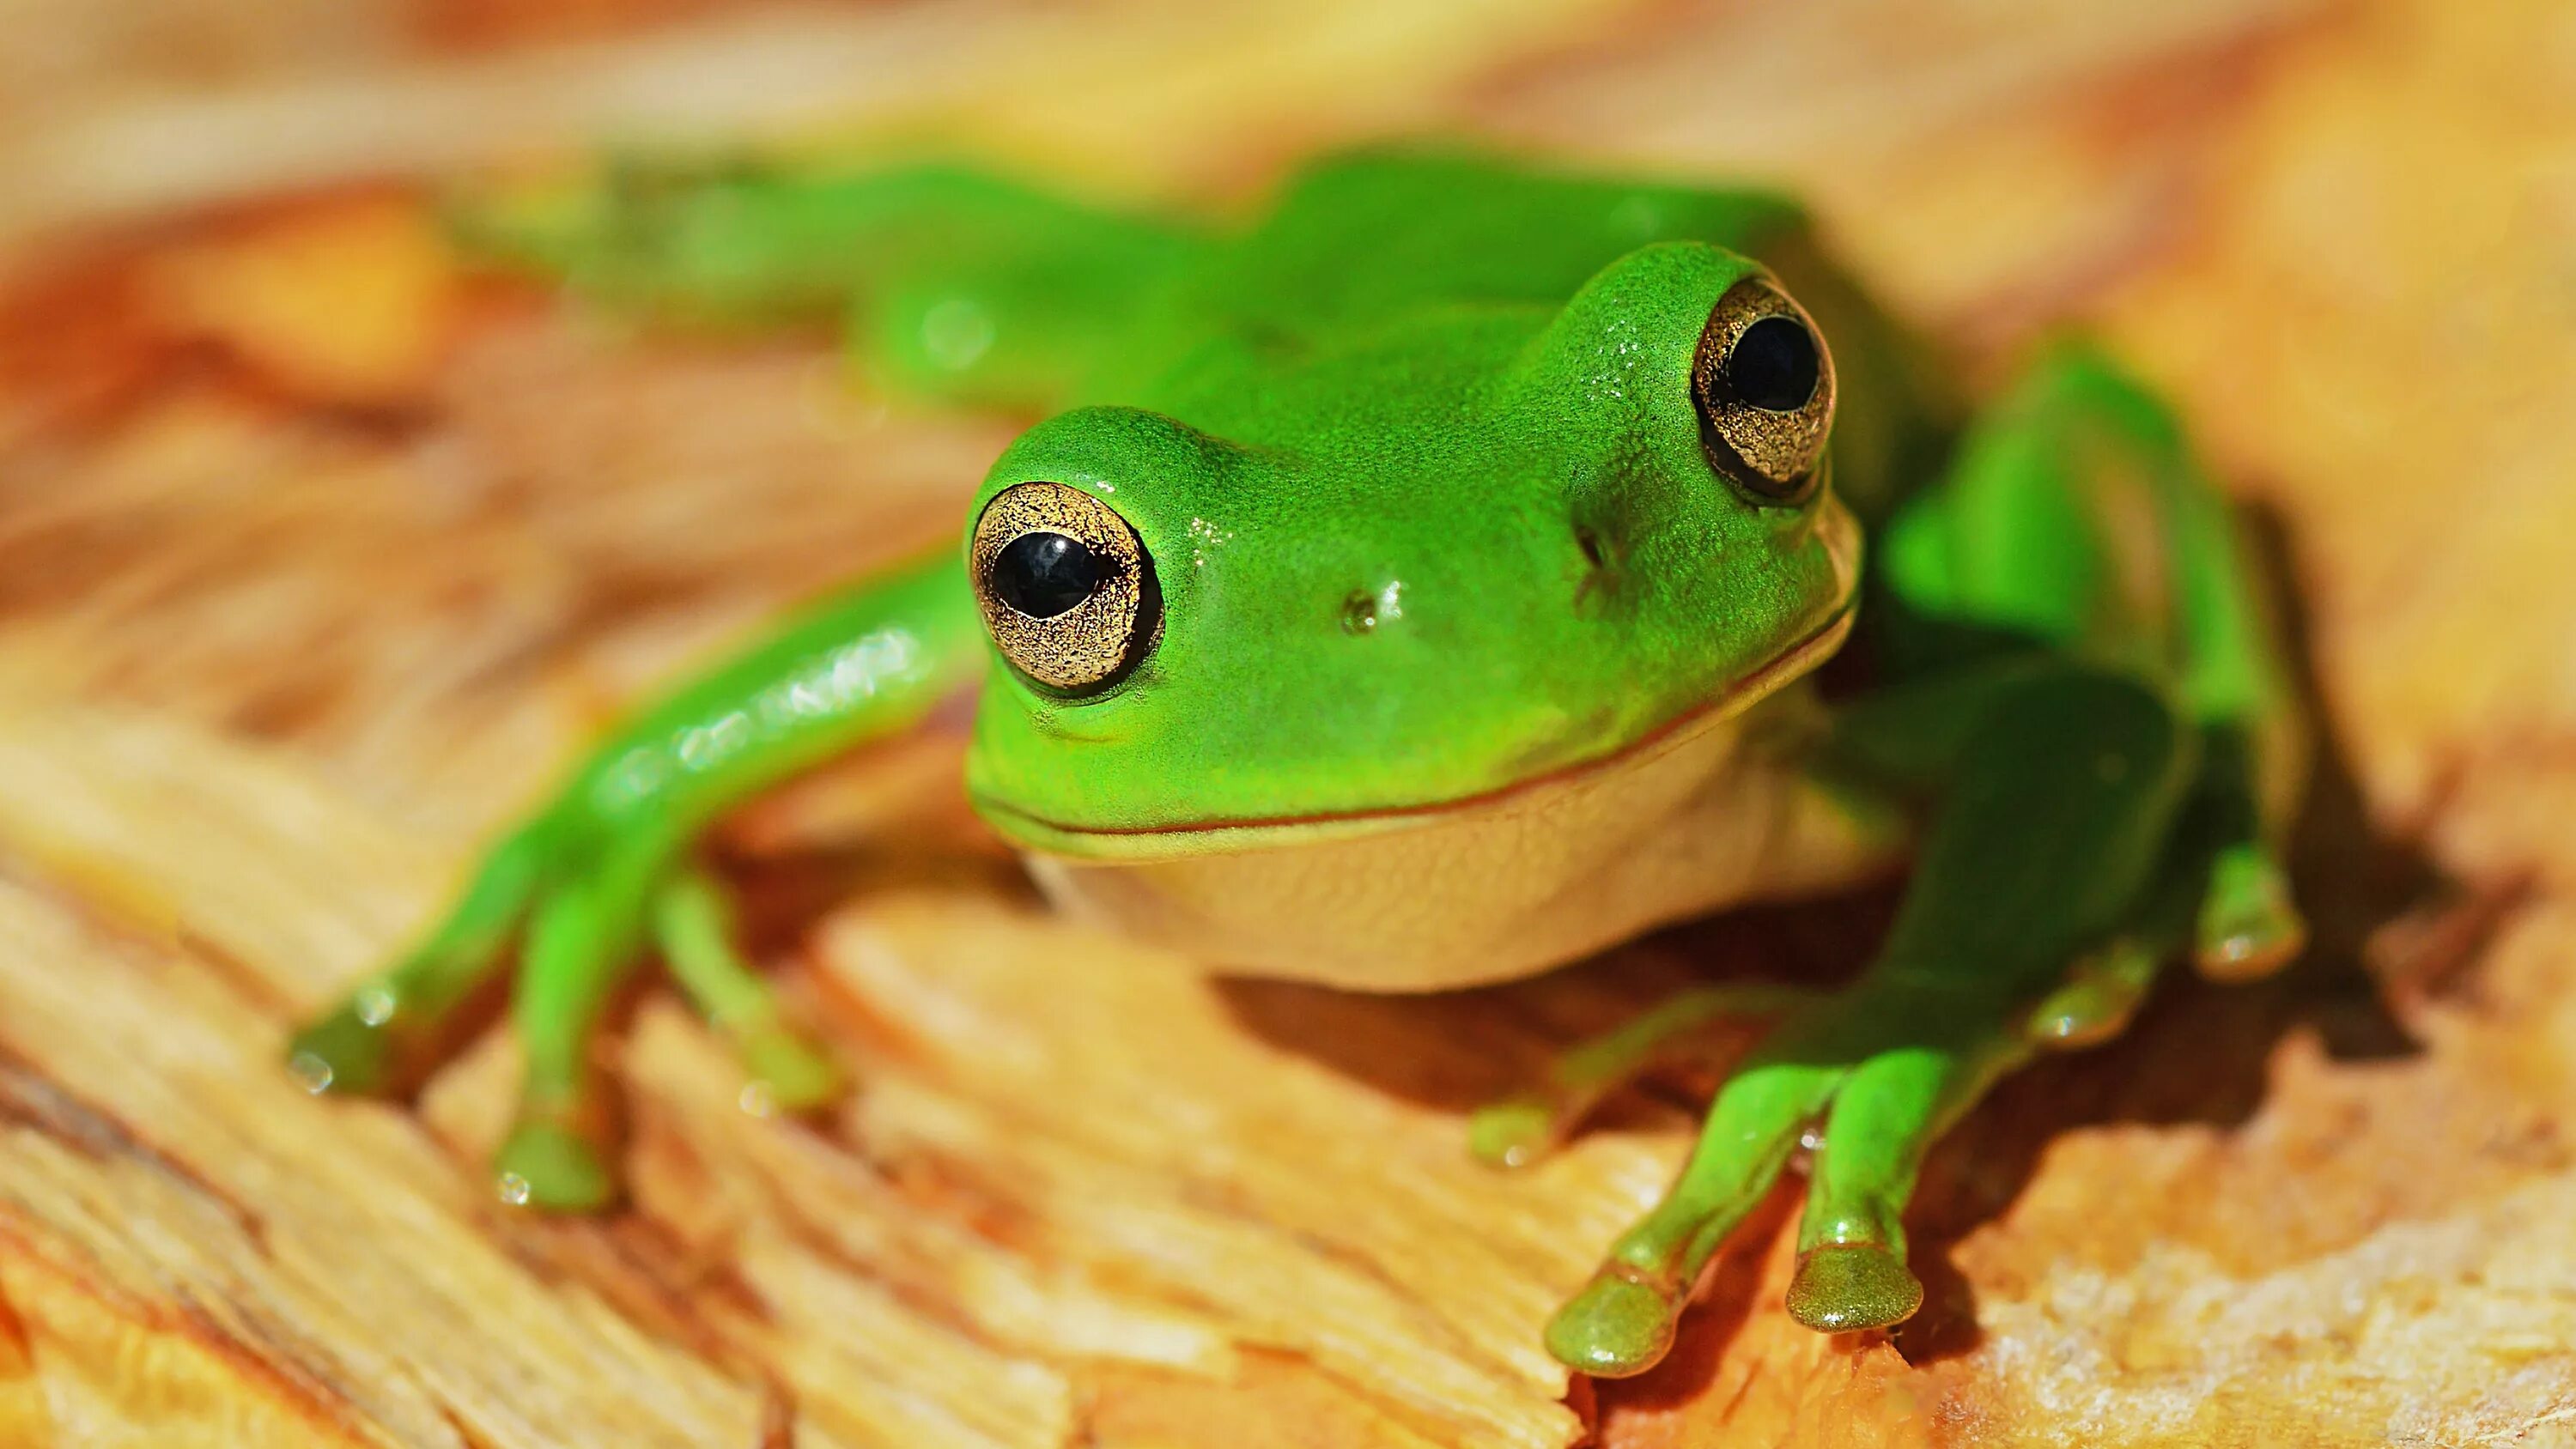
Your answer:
(0, 0), (2572, 1444)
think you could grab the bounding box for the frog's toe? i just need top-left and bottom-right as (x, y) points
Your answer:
(286, 997), (417, 1098)
(1467, 1094), (1558, 1170)
(735, 1022), (847, 1116)
(1544, 1266), (1684, 1378)
(2024, 935), (2160, 1050)
(2195, 843), (2306, 983)
(493, 1118), (619, 1212)
(1785, 1243), (1923, 1333)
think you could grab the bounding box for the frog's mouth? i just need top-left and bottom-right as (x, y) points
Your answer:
(980, 495), (1862, 861)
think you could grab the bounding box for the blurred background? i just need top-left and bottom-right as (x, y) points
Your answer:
(0, 2), (2572, 1446)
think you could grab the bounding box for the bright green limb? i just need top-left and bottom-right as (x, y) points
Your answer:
(652, 866), (844, 1113)
(568, 552), (982, 840)
(291, 552), (977, 1205)
(1788, 670), (2195, 1337)
(449, 159), (1203, 409)
(1549, 668), (2196, 1374)
(1469, 983), (1814, 1169)
(2184, 724), (2307, 981)
(289, 819), (559, 1097)
(1785, 1027), (2026, 1331)
(491, 837), (669, 1212)
(1545, 1055), (1844, 1375)
(1805, 758), (2211, 1316)
(1874, 341), (2309, 979)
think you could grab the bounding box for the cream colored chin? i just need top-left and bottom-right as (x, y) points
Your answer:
(1020, 677), (1898, 993)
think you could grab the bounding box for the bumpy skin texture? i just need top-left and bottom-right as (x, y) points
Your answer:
(299, 149), (2307, 1375)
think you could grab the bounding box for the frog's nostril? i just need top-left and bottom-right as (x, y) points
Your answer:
(1576, 524), (1607, 570)
(1340, 590), (1381, 635)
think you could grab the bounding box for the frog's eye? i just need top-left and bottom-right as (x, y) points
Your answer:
(1692, 277), (1835, 503)
(969, 481), (1160, 694)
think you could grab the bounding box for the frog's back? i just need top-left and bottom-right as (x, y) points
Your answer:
(1156, 151), (1805, 342)
(1099, 149), (1948, 525)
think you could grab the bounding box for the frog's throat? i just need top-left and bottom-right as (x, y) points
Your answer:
(977, 498), (1862, 863)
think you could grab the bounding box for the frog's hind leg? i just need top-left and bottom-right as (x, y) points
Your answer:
(289, 819), (558, 1097)
(1880, 340), (2311, 979)
(1467, 982), (1819, 1169)
(651, 864), (844, 1113)
(450, 158), (1203, 409)
(1546, 666), (2196, 1375)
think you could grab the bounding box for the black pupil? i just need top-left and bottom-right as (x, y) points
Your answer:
(1727, 315), (1820, 412)
(992, 531), (1104, 618)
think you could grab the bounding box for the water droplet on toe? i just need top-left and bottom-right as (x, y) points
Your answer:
(355, 985), (398, 1028)
(288, 1052), (335, 1094)
(738, 1082), (776, 1119)
(496, 1173), (532, 1207)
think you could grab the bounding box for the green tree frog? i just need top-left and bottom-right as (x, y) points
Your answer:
(288, 150), (2307, 1376)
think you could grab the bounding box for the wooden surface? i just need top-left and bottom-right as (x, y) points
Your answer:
(1, 0), (2573, 1444)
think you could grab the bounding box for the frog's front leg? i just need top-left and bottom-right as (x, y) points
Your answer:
(1467, 982), (1820, 1170)
(485, 852), (849, 1206)
(290, 556), (982, 1207)
(492, 827), (670, 1208)
(652, 863), (843, 1113)
(1547, 666), (2197, 1374)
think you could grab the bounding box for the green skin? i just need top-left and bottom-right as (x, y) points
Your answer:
(289, 150), (2307, 1376)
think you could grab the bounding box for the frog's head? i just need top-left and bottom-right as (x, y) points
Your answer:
(962, 241), (1858, 860)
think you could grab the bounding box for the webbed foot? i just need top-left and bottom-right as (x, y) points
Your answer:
(1541, 982), (2024, 1374)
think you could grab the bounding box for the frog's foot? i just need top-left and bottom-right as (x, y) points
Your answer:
(2022, 934), (2161, 1050)
(1468, 983), (1814, 1170)
(1546, 984), (2024, 1374)
(293, 828), (846, 1212)
(291, 824), (559, 1099)
(287, 989), (440, 1099)
(1784, 1241), (1923, 1331)
(495, 1097), (619, 1211)
(653, 865), (848, 1117)
(2194, 841), (2306, 983)
(489, 857), (845, 1208)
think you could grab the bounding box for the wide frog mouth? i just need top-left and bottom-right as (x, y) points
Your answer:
(973, 495), (1864, 863)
